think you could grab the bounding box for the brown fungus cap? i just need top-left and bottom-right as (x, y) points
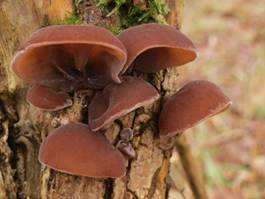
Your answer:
(89, 77), (160, 131)
(11, 25), (127, 87)
(118, 23), (197, 73)
(26, 84), (72, 111)
(159, 80), (232, 137)
(39, 123), (126, 178)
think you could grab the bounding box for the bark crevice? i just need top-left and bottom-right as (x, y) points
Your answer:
(104, 178), (114, 199)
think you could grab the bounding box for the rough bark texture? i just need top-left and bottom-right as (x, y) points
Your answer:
(0, 0), (205, 198)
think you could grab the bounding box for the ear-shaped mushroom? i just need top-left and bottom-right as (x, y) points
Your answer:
(89, 77), (159, 131)
(26, 84), (72, 111)
(11, 25), (127, 88)
(159, 80), (232, 137)
(118, 23), (197, 73)
(39, 123), (126, 178)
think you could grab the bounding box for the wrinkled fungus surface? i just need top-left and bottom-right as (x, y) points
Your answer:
(12, 25), (127, 87)
(11, 23), (231, 179)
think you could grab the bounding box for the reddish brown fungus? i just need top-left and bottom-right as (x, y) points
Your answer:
(88, 77), (160, 131)
(39, 123), (126, 178)
(159, 80), (232, 137)
(11, 25), (127, 88)
(118, 23), (197, 73)
(27, 84), (72, 111)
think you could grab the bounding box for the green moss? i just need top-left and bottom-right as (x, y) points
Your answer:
(57, 12), (81, 25)
(96, 0), (169, 30)
(109, 25), (123, 35)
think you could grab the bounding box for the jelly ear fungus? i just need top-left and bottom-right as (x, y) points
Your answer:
(159, 80), (232, 137)
(11, 25), (127, 87)
(118, 23), (197, 73)
(88, 77), (160, 131)
(39, 123), (126, 178)
(26, 85), (73, 111)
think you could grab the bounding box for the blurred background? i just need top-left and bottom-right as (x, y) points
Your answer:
(171, 0), (265, 198)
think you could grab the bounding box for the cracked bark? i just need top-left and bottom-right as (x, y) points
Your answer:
(0, 0), (206, 198)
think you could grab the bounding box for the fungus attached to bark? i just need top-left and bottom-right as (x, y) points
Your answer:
(27, 84), (72, 111)
(88, 77), (160, 131)
(116, 140), (136, 159)
(39, 123), (126, 178)
(11, 25), (127, 88)
(118, 23), (197, 73)
(159, 80), (232, 137)
(119, 128), (134, 142)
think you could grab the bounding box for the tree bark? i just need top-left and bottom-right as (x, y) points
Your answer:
(0, 0), (205, 198)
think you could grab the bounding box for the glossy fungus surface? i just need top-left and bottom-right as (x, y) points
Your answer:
(159, 80), (232, 137)
(12, 25), (127, 88)
(89, 77), (160, 131)
(118, 23), (197, 73)
(39, 123), (126, 178)
(27, 84), (72, 111)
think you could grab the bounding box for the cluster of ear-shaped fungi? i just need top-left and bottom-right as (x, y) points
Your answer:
(11, 23), (231, 178)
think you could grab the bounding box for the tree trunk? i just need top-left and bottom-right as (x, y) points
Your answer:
(0, 0), (206, 198)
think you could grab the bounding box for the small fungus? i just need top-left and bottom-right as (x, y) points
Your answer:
(116, 128), (136, 159)
(116, 140), (136, 159)
(119, 128), (134, 142)
(26, 84), (72, 111)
